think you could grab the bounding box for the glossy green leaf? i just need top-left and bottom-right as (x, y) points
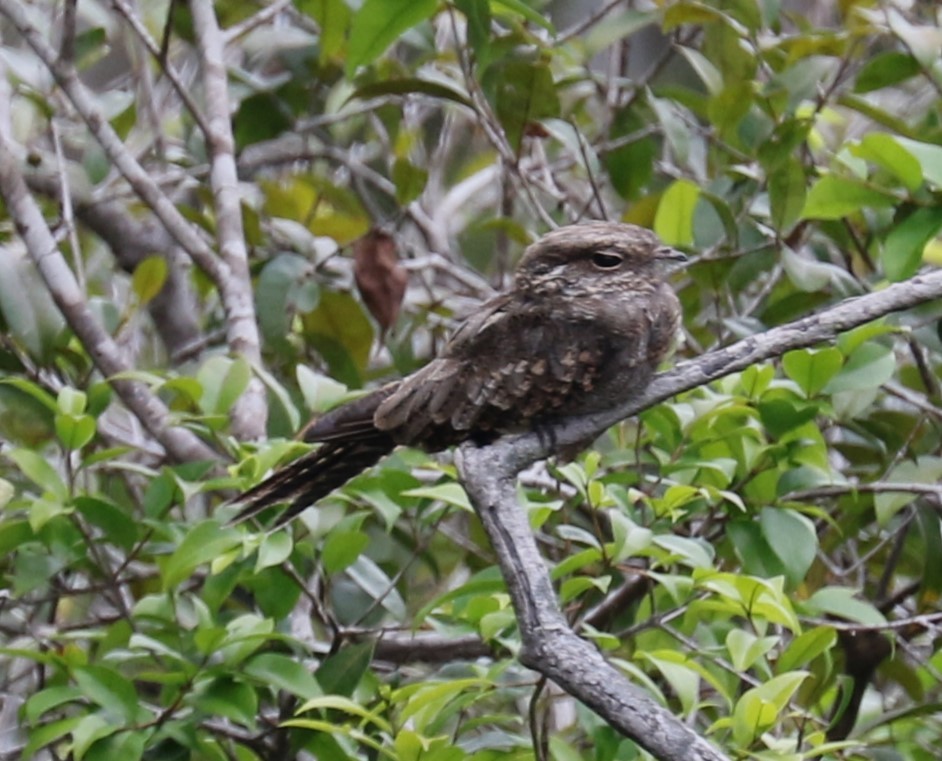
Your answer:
(245, 652), (322, 700)
(255, 530), (293, 572)
(321, 529), (369, 574)
(303, 291), (375, 387)
(777, 626), (837, 673)
(55, 413), (96, 450)
(782, 347), (843, 397)
(161, 521), (242, 590)
(883, 207), (942, 282)
(7, 448), (67, 501)
(823, 342), (895, 394)
(768, 156), (806, 232)
(73, 665), (143, 723)
(850, 133), (922, 192)
(875, 457), (942, 525)
(800, 175), (897, 220)
(490, 59), (560, 154)
(350, 78), (472, 109)
(654, 179), (700, 246)
(855, 51), (920, 92)
(895, 138), (942, 188)
(346, 0), (437, 73)
(760, 507), (817, 585)
(191, 677), (258, 728)
(804, 587), (886, 625)
(131, 255), (169, 306)
(315, 641), (375, 696)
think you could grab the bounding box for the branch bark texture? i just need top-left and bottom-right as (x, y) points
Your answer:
(0, 134), (217, 464)
(0, 0), (267, 439)
(190, 0), (267, 438)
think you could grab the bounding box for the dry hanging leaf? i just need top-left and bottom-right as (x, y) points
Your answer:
(353, 229), (408, 337)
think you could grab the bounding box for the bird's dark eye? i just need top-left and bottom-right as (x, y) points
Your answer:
(591, 252), (623, 270)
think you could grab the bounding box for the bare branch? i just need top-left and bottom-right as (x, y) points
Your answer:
(190, 0), (267, 438)
(456, 443), (728, 761)
(0, 134), (219, 465)
(0, 0), (227, 283)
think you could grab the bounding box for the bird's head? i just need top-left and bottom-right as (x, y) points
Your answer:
(514, 221), (686, 294)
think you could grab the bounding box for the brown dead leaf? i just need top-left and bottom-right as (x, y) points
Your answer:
(353, 229), (408, 337)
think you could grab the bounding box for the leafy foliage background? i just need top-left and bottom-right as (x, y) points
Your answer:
(1, 1), (942, 759)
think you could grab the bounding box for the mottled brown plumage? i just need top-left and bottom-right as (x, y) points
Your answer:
(233, 222), (684, 526)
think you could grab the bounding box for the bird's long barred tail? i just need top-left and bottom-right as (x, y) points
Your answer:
(231, 435), (395, 526)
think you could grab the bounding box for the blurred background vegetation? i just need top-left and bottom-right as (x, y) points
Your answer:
(1, 0), (942, 759)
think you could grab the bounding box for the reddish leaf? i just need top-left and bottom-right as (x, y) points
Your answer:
(353, 230), (408, 336)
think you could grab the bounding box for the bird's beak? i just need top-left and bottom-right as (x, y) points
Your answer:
(655, 246), (688, 263)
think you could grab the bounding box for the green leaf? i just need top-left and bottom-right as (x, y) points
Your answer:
(392, 158), (429, 205)
(321, 529), (369, 574)
(0, 519), (33, 555)
(875, 457), (942, 525)
(295, 694), (392, 733)
(73, 665), (143, 723)
(777, 626), (837, 673)
(768, 157), (806, 232)
(346, 0), (437, 74)
(303, 291), (375, 387)
(161, 521), (242, 590)
(492, 0), (554, 31)
(349, 78), (472, 109)
(882, 207), (942, 282)
(760, 507), (817, 585)
(7, 448), (67, 501)
(71, 714), (119, 761)
(583, 10), (656, 56)
(894, 138), (942, 188)
(315, 641), (375, 696)
(300, 0), (351, 63)
(804, 587), (887, 625)
(83, 730), (145, 761)
(256, 253), (319, 349)
(191, 677), (258, 728)
(726, 629), (778, 672)
(781, 347), (843, 397)
(245, 652), (322, 700)
(851, 133), (923, 192)
(728, 520), (787, 579)
(855, 51), (920, 92)
(823, 342), (895, 394)
(197, 356), (252, 416)
(490, 59), (560, 154)
(57, 387), (87, 415)
(401, 482), (472, 511)
(800, 175), (897, 220)
(55, 413), (96, 450)
(733, 672), (809, 746)
(74, 496), (138, 550)
(255, 530), (293, 572)
(297, 365), (348, 413)
(131, 255), (168, 305)
(654, 179), (700, 246)
(25, 685), (83, 722)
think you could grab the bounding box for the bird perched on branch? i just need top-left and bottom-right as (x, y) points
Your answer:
(232, 221), (685, 526)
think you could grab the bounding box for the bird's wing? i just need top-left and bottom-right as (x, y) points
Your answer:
(373, 296), (616, 444)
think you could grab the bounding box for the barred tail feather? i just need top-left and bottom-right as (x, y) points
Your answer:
(231, 435), (395, 526)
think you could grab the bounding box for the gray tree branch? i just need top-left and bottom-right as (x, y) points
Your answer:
(0, 133), (218, 464)
(0, 0), (268, 439)
(457, 266), (942, 759)
(190, 0), (267, 439)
